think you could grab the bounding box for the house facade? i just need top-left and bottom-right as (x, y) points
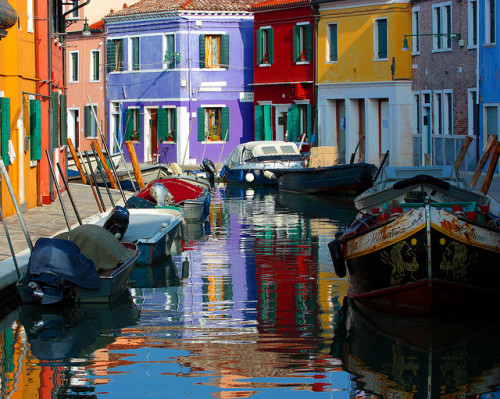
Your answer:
(315, 0), (413, 166)
(104, 0), (258, 166)
(409, 0), (479, 170)
(479, 0), (500, 155)
(252, 0), (316, 147)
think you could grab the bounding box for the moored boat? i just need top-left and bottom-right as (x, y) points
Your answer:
(329, 169), (500, 314)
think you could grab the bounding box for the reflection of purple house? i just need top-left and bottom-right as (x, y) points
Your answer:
(104, 0), (258, 165)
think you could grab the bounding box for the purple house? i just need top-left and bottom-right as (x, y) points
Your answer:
(104, 0), (258, 166)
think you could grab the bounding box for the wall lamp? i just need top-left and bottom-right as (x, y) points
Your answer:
(65, 17), (91, 36)
(402, 33), (461, 51)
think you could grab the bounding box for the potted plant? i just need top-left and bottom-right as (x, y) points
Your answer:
(299, 50), (307, 61)
(207, 126), (220, 141)
(166, 132), (174, 142)
(131, 129), (139, 141)
(262, 53), (269, 64)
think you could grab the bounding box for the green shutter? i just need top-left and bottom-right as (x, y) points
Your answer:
(255, 105), (263, 140)
(29, 99), (42, 161)
(257, 29), (263, 64)
(172, 108), (177, 141)
(263, 105), (272, 141)
(378, 19), (388, 59)
(330, 24), (338, 62)
(268, 28), (274, 64)
(166, 35), (175, 69)
(60, 94), (67, 144)
(118, 39), (124, 71)
(52, 92), (59, 147)
(220, 34), (229, 69)
(221, 107), (229, 141)
(132, 37), (139, 70)
(107, 39), (116, 72)
(158, 108), (168, 141)
(124, 109), (133, 140)
(198, 107), (205, 141)
(293, 25), (300, 61)
(287, 105), (299, 142)
(306, 24), (313, 61)
(1, 98), (11, 165)
(199, 34), (206, 69)
(84, 105), (91, 137)
(306, 104), (312, 139)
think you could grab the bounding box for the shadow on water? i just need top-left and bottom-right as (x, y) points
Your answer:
(332, 298), (500, 398)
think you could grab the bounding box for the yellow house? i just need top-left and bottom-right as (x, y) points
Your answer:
(316, 0), (413, 167)
(0, 0), (39, 217)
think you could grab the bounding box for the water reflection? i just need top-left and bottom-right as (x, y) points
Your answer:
(332, 298), (500, 398)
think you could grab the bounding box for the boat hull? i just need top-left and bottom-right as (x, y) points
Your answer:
(277, 163), (377, 195)
(341, 207), (500, 313)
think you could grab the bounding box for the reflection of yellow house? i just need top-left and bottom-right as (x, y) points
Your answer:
(0, 0), (39, 217)
(316, 0), (413, 167)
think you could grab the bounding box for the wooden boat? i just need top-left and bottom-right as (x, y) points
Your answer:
(221, 141), (305, 185)
(277, 162), (377, 195)
(328, 169), (500, 314)
(87, 206), (184, 264)
(68, 151), (121, 180)
(331, 298), (500, 398)
(125, 177), (210, 221)
(94, 164), (171, 190)
(17, 224), (139, 305)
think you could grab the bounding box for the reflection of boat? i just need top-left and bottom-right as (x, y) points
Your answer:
(126, 177), (210, 221)
(129, 255), (188, 288)
(18, 225), (139, 305)
(88, 206), (183, 264)
(18, 292), (139, 362)
(277, 162), (377, 196)
(329, 167), (500, 314)
(221, 141), (304, 185)
(331, 299), (500, 398)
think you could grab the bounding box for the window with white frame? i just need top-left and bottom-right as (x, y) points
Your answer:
(434, 92), (444, 134)
(294, 23), (312, 62)
(485, 0), (496, 44)
(374, 18), (388, 60)
(130, 37), (140, 71)
(257, 27), (274, 64)
(164, 34), (176, 69)
(90, 50), (100, 82)
(412, 8), (420, 53)
(468, 0), (478, 47)
(328, 23), (338, 62)
(432, 3), (452, 50)
(27, 0), (34, 33)
(443, 90), (453, 134)
(69, 51), (79, 82)
(413, 93), (421, 134)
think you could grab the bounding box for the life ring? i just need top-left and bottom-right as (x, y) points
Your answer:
(328, 239), (346, 278)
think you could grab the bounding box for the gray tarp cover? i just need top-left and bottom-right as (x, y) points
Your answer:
(55, 224), (134, 271)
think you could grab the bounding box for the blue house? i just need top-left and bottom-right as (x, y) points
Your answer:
(479, 0), (500, 156)
(104, 0), (258, 166)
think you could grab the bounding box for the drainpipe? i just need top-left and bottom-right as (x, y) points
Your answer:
(476, 0), (481, 163)
(313, 3), (320, 146)
(48, 0), (54, 201)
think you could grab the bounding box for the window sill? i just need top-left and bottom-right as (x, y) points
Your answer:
(325, 60), (338, 64)
(483, 43), (496, 48)
(373, 58), (388, 62)
(89, 80), (100, 83)
(259, 63), (272, 67)
(202, 141), (227, 144)
(431, 48), (452, 53)
(69, 80), (79, 84)
(296, 60), (310, 65)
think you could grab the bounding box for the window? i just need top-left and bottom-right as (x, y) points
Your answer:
(69, 51), (79, 82)
(413, 93), (421, 135)
(107, 39), (124, 72)
(197, 107), (229, 142)
(287, 104), (312, 142)
(164, 34), (176, 69)
(443, 91), (453, 134)
(52, 92), (59, 146)
(468, 89), (479, 136)
(468, 0), (478, 47)
(328, 23), (338, 62)
(0, 97), (11, 165)
(200, 34), (229, 69)
(69, 0), (79, 18)
(485, 0), (496, 44)
(293, 23), (312, 62)
(374, 18), (388, 59)
(90, 50), (100, 81)
(412, 8), (420, 53)
(29, 99), (42, 160)
(485, 106), (499, 136)
(130, 37), (140, 71)
(257, 27), (274, 65)
(124, 108), (141, 141)
(434, 92), (443, 134)
(158, 108), (177, 142)
(432, 3), (452, 50)
(27, 0), (34, 33)
(84, 104), (98, 138)
(255, 104), (272, 140)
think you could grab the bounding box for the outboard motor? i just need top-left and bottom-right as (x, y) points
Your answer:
(150, 183), (174, 206)
(103, 205), (130, 240)
(201, 158), (216, 187)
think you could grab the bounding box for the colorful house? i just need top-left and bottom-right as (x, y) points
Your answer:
(104, 0), (258, 166)
(252, 0), (316, 147)
(0, 0), (38, 217)
(479, 0), (500, 159)
(315, 0), (413, 166)
(409, 0), (479, 170)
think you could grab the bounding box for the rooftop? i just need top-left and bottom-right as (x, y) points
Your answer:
(252, 0), (310, 10)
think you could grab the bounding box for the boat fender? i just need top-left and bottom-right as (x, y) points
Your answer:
(328, 238), (346, 278)
(219, 165), (226, 178)
(263, 170), (276, 180)
(245, 172), (255, 182)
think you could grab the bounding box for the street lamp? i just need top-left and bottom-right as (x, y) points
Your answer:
(402, 32), (461, 51)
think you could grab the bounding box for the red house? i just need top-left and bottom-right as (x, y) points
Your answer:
(252, 0), (315, 146)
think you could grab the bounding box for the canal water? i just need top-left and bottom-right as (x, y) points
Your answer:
(1, 185), (499, 398)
